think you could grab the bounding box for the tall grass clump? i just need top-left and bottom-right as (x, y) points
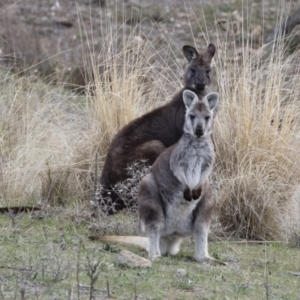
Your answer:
(0, 73), (90, 206)
(88, 33), (182, 157)
(214, 36), (300, 241)
(0, 11), (183, 209)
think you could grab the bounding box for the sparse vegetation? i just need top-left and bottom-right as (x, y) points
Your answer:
(0, 0), (300, 298)
(0, 214), (299, 298)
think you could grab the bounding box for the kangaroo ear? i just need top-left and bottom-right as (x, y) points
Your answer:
(183, 90), (198, 109)
(182, 45), (199, 62)
(207, 44), (216, 58)
(203, 92), (219, 111)
(203, 44), (216, 62)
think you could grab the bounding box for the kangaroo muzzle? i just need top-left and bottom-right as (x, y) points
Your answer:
(195, 83), (206, 91)
(195, 125), (204, 137)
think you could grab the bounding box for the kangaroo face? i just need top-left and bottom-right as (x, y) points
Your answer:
(185, 103), (212, 138)
(182, 90), (219, 138)
(183, 44), (215, 92)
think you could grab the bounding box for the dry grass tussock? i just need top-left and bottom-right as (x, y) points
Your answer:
(0, 73), (89, 206)
(214, 38), (300, 241)
(0, 25), (182, 209)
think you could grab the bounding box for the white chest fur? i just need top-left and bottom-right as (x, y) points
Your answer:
(183, 149), (204, 190)
(170, 135), (214, 191)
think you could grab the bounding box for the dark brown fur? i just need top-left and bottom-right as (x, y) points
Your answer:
(99, 44), (216, 214)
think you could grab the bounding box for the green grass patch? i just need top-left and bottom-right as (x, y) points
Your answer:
(0, 213), (299, 299)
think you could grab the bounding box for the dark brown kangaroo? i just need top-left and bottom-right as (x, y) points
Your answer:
(99, 44), (216, 214)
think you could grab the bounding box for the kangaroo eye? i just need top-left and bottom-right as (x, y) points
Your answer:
(206, 69), (211, 79)
(205, 116), (210, 122)
(190, 68), (196, 74)
(190, 114), (195, 121)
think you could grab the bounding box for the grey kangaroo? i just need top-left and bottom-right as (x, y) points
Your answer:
(91, 90), (224, 265)
(99, 44), (216, 214)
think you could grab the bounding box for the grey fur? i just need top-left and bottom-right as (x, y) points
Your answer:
(99, 44), (216, 214)
(138, 90), (219, 262)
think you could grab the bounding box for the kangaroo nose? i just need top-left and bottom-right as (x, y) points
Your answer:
(195, 83), (205, 91)
(195, 126), (204, 137)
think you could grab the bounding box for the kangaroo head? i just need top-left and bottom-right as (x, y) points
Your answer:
(182, 90), (219, 138)
(182, 44), (215, 92)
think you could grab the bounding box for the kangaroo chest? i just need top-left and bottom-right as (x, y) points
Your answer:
(170, 137), (213, 190)
(181, 147), (205, 190)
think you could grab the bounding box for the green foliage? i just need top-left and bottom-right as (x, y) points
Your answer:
(0, 213), (299, 298)
(103, 242), (120, 253)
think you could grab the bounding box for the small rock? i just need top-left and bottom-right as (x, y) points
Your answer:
(59, 242), (67, 250)
(116, 250), (152, 268)
(176, 268), (187, 278)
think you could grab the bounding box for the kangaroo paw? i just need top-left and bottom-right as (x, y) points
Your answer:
(192, 187), (202, 200)
(183, 187), (193, 201)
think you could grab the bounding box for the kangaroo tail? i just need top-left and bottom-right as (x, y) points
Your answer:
(89, 235), (149, 251)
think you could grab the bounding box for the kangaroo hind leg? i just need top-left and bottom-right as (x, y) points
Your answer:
(194, 221), (210, 262)
(139, 173), (164, 261)
(136, 140), (166, 165)
(193, 181), (216, 264)
(147, 224), (161, 260)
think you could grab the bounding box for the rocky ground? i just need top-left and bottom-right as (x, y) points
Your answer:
(1, 0), (299, 89)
